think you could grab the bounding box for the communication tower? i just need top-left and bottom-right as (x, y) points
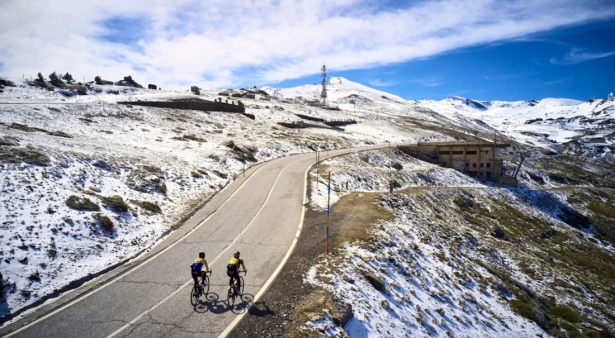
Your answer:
(320, 64), (328, 108)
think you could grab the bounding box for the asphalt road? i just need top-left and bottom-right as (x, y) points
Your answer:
(1, 147), (376, 338)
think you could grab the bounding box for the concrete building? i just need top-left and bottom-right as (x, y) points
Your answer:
(402, 141), (511, 182)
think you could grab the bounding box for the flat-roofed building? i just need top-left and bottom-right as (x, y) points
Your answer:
(401, 141), (511, 182)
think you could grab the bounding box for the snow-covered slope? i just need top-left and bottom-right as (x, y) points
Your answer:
(302, 149), (615, 337)
(263, 76), (407, 104)
(418, 95), (615, 162)
(0, 76), (431, 322)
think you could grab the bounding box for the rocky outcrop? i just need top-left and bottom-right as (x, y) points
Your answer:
(331, 297), (353, 327)
(364, 272), (385, 291)
(115, 75), (143, 88)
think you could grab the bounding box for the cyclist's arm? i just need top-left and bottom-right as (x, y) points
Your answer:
(204, 260), (210, 272)
(240, 262), (247, 273)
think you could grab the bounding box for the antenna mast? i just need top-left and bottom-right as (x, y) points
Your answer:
(320, 63), (328, 108)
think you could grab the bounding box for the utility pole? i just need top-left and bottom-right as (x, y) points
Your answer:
(326, 172), (331, 254)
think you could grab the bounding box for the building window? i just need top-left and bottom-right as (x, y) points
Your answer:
(487, 163), (491, 168)
(452, 151), (463, 154)
(480, 163), (484, 168)
(466, 151), (477, 154)
(473, 163), (477, 168)
(484, 150), (489, 155)
(466, 163), (469, 168)
(442, 162), (446, 166)
(439, 151), (450, 155)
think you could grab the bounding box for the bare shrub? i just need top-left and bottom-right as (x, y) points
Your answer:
(93, 213), (114, 232)
(101, 195), (129, 213)
(130, 200), (162, 214)
(66, 195), (100, 211)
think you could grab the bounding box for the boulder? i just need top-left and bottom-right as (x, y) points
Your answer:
(0, 78), (16, 87)
(221, 140), (235, 149)
(331, 297), (353, 327)
(364, 272), (385, 291)
(491, 227), (508, 240)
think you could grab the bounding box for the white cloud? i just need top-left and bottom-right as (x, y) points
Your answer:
(367, 78), (398, 87)
(1, 0), (614, 89)
(550, 47), (615, 65)
(409, 77), (442, 87)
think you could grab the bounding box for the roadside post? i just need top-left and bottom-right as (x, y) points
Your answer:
(326, 172), (331, 254)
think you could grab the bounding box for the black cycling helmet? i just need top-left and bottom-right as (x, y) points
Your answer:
(199, 252), (206, 258)
(234, 251), (240, 258)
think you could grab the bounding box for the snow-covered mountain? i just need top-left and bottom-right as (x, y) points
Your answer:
(418, 94), (615, 162)
(262, 76), (407, 103)
(1, 75), (614, 336)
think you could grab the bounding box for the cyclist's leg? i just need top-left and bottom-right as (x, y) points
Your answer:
(192, 273), (199, 286)
(236, 275), (242, 291)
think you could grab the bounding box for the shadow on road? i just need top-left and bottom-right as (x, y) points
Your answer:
(247, 301), (275, 317)
(193, 292), (220, 313)
(193, 292), (255, 315)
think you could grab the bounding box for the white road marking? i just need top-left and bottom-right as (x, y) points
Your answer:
(105, 156), (306, 338)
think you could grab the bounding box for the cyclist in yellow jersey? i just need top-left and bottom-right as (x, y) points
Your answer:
(190, 252), (210, 289)
(226, 251), (247, 295)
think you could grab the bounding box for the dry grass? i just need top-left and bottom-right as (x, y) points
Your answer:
(329, 192), (394, 246)
(284, 289), (337, 337)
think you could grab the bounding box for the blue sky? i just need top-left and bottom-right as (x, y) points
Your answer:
(274, 19), (615, 101)
(1, 0), (614, 101)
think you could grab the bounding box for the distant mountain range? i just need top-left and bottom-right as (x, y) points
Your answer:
(264, 77), (615, 163)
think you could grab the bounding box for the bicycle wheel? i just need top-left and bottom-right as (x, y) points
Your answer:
(227, 286), (235, 306)
(202, 276), (210, 295)
(190, 285), (200, 306)
(239, 276), (245, 294)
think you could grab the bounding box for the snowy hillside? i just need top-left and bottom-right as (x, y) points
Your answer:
(0, 76), (433, 323)
(420, 95), (615, 162)
(1, 75), (614, 336)
(301, 149), (615, 337)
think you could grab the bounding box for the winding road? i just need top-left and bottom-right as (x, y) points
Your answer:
(0, 146), (379, 338)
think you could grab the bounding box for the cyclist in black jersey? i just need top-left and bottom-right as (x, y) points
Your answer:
(226, 251), (247, 295)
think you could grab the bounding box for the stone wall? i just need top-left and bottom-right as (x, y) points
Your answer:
(118, 99), (245, 113)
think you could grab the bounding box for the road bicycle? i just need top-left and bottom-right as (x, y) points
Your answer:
(190, 270), (212, 306)
(227, 271), (246, 306)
